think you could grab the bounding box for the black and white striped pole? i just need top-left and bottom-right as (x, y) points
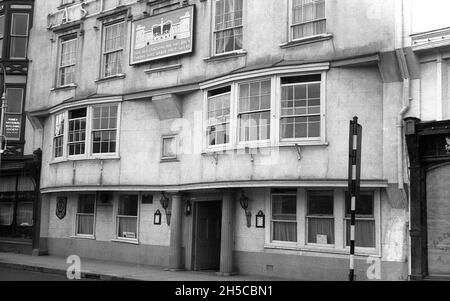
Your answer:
(348, 116), (362, 281)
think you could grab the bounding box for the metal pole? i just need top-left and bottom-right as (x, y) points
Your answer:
(348, 116), (362, 281)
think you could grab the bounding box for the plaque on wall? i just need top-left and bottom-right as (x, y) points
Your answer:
(56, 196), (67, 220)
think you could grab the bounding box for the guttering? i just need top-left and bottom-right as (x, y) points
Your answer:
(395, 48), (412, 190)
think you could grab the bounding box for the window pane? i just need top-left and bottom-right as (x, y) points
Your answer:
(307, 190), (333, 215)
(10, 37), (27, 58)
(16, 202), (33, 226)
(162, 137), (176, 158)
(6, 88), (23, 113)
(78, 195), (95, 214)
(346, 219), (375, 248)
(77, 214), (94, 235)
(0, 202), (14, 226)
(273, 221), (297, 242)
(118, 195), (138, 216)
(345, 191), (374, 216)
(11, 14), (28, 35)
(308, 217), (334, 244)
(0, 15), (4, 38)
(117, 216), (137, 238)
(272, 195), (296, 220)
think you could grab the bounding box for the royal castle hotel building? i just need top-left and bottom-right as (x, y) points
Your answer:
(23, 0), (412, 280)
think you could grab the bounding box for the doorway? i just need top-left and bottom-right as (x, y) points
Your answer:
(193, 201), (222, 271)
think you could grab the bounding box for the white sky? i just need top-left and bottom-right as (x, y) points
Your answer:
(412, 0), (450, 33)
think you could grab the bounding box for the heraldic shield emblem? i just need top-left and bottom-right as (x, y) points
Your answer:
(56, 197), (67, 220)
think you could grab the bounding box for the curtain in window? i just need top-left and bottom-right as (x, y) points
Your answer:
(307, 217), (334, 244)
(16, 202), (33, 226)
(215, 0), (243, 54)
(0, 203), (13, 226)
(77, 214), (94, 235)
(273, 221), (297, 242)
(118, 216), (137, 238)
(346, 219), (375, 248)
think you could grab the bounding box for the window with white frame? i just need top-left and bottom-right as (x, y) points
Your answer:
(214, 0), (243, 54)
(76, 194), (96, 236)
(116, 194), (138, 240)
(238, 79), (271, 142)
(271, 190), (297, 242)
(54, 112), (65, 158)
(102, 22), (125, 78)
(10, 13), (29, 59)
(291, 0), (326, 40)
(161, 136), (177, 160)
(67, 108), (86, 156)
(307, 190), (334, 245)
(58, 36), (77, 86)
(345, 191), (376, 248)
(92, 105), (118, 154)
(207, 86), (231, 146)
(280, 75), (321, 139)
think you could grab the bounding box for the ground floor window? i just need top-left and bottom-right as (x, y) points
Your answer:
(76, 194), (96, 236)
(307, 190), (334, 245)
(116, 194), (138, 240)
(345, 191), (375, 248)
(271, 189), (297, 242)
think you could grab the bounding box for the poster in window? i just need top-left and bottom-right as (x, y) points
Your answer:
(4, 115), (22, 140)
(130, 6), (194, 64)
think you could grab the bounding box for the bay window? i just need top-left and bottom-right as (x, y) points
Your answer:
(307, 190), (334, 245)
(207, 87), (231, 146)
(102, 22), (125, 78)
(290, 0), (326, 40)
(271, 190), (297, 242)
(76, 194), (96, 236)
(345, 191), (376, 248)
(214, 0), (243, 54)
(52, 103), (120, 160)
(116, 194), (138, 240)
(238, 80), (271, 142)
(10, 13), (29, 59)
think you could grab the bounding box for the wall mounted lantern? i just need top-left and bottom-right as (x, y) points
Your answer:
(184, 200), (192, 216)
(154, 209), (162, 225)
(256, 210), (265, 228)
(160, 192), (171, 226)
(239, 192), (252, 228)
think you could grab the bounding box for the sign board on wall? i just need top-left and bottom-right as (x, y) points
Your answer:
(4, 115), (22, 140)
(130, 6), (194, 64)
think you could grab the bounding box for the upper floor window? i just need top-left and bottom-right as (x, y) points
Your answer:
(10, 13), (29, 59)
(0, 15), (5, 58)
(53, 112), (65, 158)
(92, 105), (118, 154)
(280, 75), (321, 140)
(68, 108), (86, 156)
(58, 36), (77, 86)
(102, 22), (125, 78)
(290, 0), (326, 40)
(214, 0), (243, 54)
(4, 88), (24, 141)
(207, 86), (231, 146)
(161, 135), (177, 160)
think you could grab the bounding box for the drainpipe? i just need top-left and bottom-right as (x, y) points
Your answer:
(395, 48), (411, 190)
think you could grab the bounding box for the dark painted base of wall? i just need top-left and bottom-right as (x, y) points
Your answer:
(0, 240), (33, 255)
(45, 237), (170, 267)
(233, 251), (409, 281)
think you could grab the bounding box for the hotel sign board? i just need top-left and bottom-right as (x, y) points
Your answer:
(130, 6), (194, 64)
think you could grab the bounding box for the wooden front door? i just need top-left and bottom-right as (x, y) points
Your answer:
(193, 201), (221, 271)
(427, 164), (450, 276)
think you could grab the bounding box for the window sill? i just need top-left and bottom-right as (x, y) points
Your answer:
(280, 33), (333, 49)
(203, 50), (247, 62)
(264, 243), (379, 257)
(160, 158), (179, 163)
(111, 238), (139, 245)
(49, 155), (121, 165)
(144, 64), (182, 74)
(95, 74), (126, 83)
(51, 84), (78, 92)
(70, 235), (96, 240)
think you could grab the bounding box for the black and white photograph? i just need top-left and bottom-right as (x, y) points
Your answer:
(0, 0), (449, 294)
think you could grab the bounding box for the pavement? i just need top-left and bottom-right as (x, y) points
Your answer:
(0, 252), (285, 281)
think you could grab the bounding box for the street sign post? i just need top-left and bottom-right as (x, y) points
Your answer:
(347, 116), (362, 281)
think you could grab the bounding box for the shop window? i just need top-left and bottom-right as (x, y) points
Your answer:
(280, 75), (321, 139)
(0, 202), (13, 226)
(116, 195), (138, 240)
(10, 13), (29, 59)
(306, 190), (334, 245)
(76, 194), (96, 236)
(68, 108), (86, 156)
(207, 86), (231, 146)
(214, 0), (243, 54)
(345, 191), (376, 248)
(271, 190), (297, 242)
(290, 0), (326, 40)
(58, 36), (77, 86)
(16, 202), (33, 227)
(102, 22), (125, 78)
(91, 105), (118, 154)
(238, 79), (271, 142)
